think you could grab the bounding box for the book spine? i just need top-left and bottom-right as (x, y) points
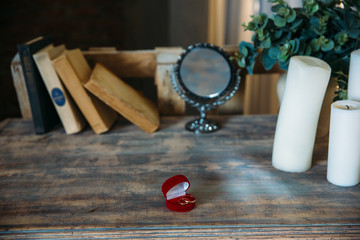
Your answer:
(53, 54), (116, 134)
(34, 51), (86, 134)
(17, 36), (59, 134)
(18, 46), (46, 133)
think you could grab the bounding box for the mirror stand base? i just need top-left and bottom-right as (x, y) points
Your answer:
(185, 118), (220, 134)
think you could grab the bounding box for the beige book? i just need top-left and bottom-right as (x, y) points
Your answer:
(52, 49), (117, 134)
(11, 53), (33, 119)
(85, 63), (160, 133)
(33, 45), (86, 134)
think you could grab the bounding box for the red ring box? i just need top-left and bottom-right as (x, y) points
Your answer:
(162, 175), (196, 212)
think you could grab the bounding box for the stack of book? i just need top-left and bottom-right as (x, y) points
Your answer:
(17, 36), (160, 135)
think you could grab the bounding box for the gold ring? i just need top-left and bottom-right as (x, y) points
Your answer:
(178, 195), (196, 205)
(184, 197), (196, 204)
(178, 198), (188, 205)
(184, 194), (196, 204)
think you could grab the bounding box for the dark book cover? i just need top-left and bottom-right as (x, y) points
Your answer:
(17, 36), (60, 134)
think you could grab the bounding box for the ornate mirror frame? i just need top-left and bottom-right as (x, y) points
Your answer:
(172, 43), (241, 133)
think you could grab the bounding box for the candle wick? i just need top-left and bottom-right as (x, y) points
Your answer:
(346, 105), (350, 110)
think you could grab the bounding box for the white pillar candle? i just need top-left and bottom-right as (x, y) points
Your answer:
(327, 100), (360, 187)
(348, 49), (360, 101)
(272, 56), (331, 172)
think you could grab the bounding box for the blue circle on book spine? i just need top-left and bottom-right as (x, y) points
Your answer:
(51, 88), (66, 107)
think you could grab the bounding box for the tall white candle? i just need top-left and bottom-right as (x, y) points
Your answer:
(272, 56), (331, 172)
(348, 49), (360, 101)
(327, 100), (360, 187)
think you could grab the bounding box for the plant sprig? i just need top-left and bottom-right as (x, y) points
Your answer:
(234, 0), (360, 100)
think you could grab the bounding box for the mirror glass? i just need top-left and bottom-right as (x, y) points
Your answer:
(179, 48), (231, 98)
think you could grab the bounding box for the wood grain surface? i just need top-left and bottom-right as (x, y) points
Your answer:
(0, 115), (359, 239)
(84, 50), (156, 78)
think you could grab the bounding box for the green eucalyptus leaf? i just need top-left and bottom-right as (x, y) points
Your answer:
(240, 46), (248, 56)
(333, 89), (347, 101)
(287, 9), (296, 23)
(338, 90), (347, 100)
(310, 38), (320, 52)
(278, 7), (290, 17)
(239, 41), (256, 50)
(336, 80), (347, 91)
(297, 39), (306, 55)
(264, 29), (270, 38)
(310, 17), (322, 35)
(246, 66), (254, 75)
(333, 70), (348, 78)
(281, 31), (292, 42)
(321, 39), (334, 52)
(273, 29), (283, 39)
(253, 13), (269, 28)
(301, 29), (317, 41)
(266, 17), (277, 30)
(344, 9), (358, 33)
(278, 43), (292, 62)
(304, 0), (319, 14)
(293, 38), (300, 53)
(236, 41), (258, 74)
(335, 32), (348, 45)
(334, 45), (342, 53)
(269, 46), (281, 59)
(238, 42), (255, 58)
(248, 21), (258, 31)
(262, 37), (272, 48)
(316, 36), (327, 46)
(253, 36), (261, 49)
(310, 4), (319, 15)
(290, 17), (302, 31)
(275, 16), (287, 27)
(260, 14), (269, 29)
(260, 50), (277, 70)
(336, 76), (348, 90)
(287, 40), (296, 52)
(271, 3), (287, 13)
(278, 54), (288, 62)
(305, 44), (312, 55)
(256, 29), (266, 41)
(237, 58), (246, 68)
(346, 16), (360, 38)
(317, 0), (335, 7)
(278, 58), (290, 70)
(246, 53), (258, 75)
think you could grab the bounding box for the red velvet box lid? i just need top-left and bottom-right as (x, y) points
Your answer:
(162, 175), (196, 212)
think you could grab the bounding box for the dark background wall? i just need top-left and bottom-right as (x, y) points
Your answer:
(0, 0), (208, 121)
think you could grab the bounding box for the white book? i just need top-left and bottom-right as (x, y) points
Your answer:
(33, 45), (86, 134)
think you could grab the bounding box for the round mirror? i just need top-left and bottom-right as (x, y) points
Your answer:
(172, 43), (241, 133)
(180, 47), (231, 98)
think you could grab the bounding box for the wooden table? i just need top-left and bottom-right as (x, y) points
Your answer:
(1, 115), (359, 239)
